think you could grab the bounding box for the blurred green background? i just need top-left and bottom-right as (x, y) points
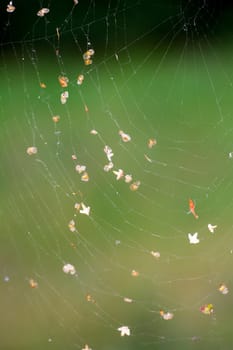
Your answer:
(1, 1), (233, 349)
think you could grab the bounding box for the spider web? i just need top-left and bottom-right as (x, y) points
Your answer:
(1, 0), (233, 349)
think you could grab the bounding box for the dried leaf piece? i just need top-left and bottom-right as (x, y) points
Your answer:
(131, 269), (139, 277)
(200, 304), (214, 315)
(84, 59), (92, 66)
(218, 283), (229, 295)
(52, 115), (60, 123)
(81, 172), (89, 182)
(58, 75), (69, 88)
(130, 181), (140, 191)
(40, 82), (46, 88)
(29, 279), (38, 288)
(148, 138), (157, 148)
(6, 1), (16, 13)
(119, 130), (131, 142)
(87, 49), (95, 56)
(86, 294), (95, 303)
(68, 219), (76, 232)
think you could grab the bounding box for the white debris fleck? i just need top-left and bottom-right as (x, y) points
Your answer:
(82, 345), (91, 350)
(208, 224), (217, 233)
(124, 174), (132, 183)
(151, 251), (160, 258)
(75, 164), (86, 174)
(104, 145), (114, 162)
(60, 91), (69, 104)
(123, 297), (133, 303)
(160, 310), (174, 320)
(77, 74), (84, 85)
(118, 326), (130, 336)
(90, 129), (98, 135)
(80, 202), (90, 216)
(188, 232), (199, 244)
(113, 169), (124, 180)
(37, 7), (50, 17)
(63, 263), (76, 275)
(104, 162), (114, 172)
(26, 146), (38, 155)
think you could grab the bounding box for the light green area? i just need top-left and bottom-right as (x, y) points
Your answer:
(1, 42), (233, 349)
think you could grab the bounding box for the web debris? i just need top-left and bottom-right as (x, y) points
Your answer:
(117, 326), (130, 336)
(188, 232), (199, 244)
